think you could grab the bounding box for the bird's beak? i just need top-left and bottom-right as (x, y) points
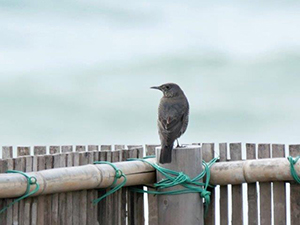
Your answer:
(150, 86), (160, 90)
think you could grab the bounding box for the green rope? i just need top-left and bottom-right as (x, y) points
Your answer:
(0, 170), (40, 214)
(92, 156), (218, 217)
(127, 156), (219, 216)
(93, 161), (127, 205)
(288, 156), (300, 184)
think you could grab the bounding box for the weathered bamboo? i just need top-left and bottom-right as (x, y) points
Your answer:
(0, 156), (299, 198)
(0, 158), (156, 199)
(258, 144), (272, 225)
(289, 145), (300, 224)
(209, 157), (299, 185)
(219, 143), (228, 225)
(272, 144), (286, 225)
(246, 143), (258, 225)
(156, 146), (204, 225)
(202, 143), (215, 225)
(146, 144), (159, 225)
(231, 143), (243, 225)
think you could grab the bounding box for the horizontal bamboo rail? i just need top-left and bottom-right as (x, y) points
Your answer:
(210, 157), (300, 185)
(0, 158), (156, 198)
(0, 157), (299, 198)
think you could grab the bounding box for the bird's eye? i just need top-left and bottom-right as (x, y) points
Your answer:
(165, 85), (170, 89)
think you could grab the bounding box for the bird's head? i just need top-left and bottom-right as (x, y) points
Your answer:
(151, 83), (183, 98)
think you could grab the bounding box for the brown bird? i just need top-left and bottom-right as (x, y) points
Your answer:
(151, 83), (189, 163)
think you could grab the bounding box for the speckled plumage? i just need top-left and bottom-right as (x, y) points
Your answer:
(151, 83), (189, 163)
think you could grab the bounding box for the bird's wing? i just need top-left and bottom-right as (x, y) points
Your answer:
(159, 113), (184, 130)
(158, 103), (188, 143)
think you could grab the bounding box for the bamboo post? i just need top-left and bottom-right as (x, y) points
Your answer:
(24, 155), (33, 225)
(156, 145), (203, 225)
(272, 144), (286, 225)
(34, 146), (46, 225)
(202, 143), (215, 225)
(1, 146), (13, 224)
(72, 151), (80, 225)
(246, 143), (258, 224)
(289, 145), (300, 224)
(79, 151), (88, 225)
(146, 144), (160, 225)
(86, 150), (96, 225)
(219, 143), (228, 225)
(230, 143), (243, 225)
(258, 144), (271, 225)
(66, 152), (74, 225)
(17, 146), (30, 225)
(0, 153), (8, 224)
(44, 153), (54, 225)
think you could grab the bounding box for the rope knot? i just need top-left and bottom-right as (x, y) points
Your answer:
(200, 190), (211, 199)
(93, 161), (127, 205)
(115, 169), (123, 179)
(29, 176), (37, 185)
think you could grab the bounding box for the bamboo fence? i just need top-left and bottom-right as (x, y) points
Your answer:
(0, 143), (299, 225)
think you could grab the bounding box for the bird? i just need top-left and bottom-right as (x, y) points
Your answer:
(151, 83), (189, 163)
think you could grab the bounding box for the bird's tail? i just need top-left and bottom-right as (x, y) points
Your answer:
(159, 144), (173, 164)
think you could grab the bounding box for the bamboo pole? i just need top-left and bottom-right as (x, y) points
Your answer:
(0, 158), (156, 199)
(0, 157), (299, 199)
(209, 157), (300, 185)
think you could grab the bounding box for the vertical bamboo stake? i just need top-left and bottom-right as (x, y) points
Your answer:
(115, 145), (125, 150)
(2, 146), (13, 159)
(127, 146), (145, 225)
(50, 146), (60, 154)
(65, 152), (73, 225)
(86, 150), (96, 225)
(72, 151), (80, 225)
(17, 146), (30, 225)
(121, 147), (128, 225)
(100, 145), (111, 151)
(5, 158), (13, 225)
(156, 145), (203, 225)
(146, 144), (160, 225)
(24, 155), (33, 225)
(272, 144), (286, 225)
(62, 145), (72, 153)
(0, 156), (8, 224)
(246, 143), (258, 224)
(44, 154), (54, 225)
(203, 143), (215, 225)
(127, 148), (137, 225)
(289, 145), (300, 224)
(61, 145), (72, 225)
(79, 146), (88, 225)
(35, 146), (47, 225)
(51, 154), (60, 225)
(258, 144), (271, 225)
(111, 150), (121, 225)
(59, 153), (67, 225)
(89, 145), (99, 224)
(1, 146), (13, 225)
(135, 146), (145, 225)
(105, 148), (113, 225)
(34, 146), (46, 156)
(98, 149), (108, 225)
(219, 143), (228, 225)
(51, 147), (61, 225)
(230, 143), (243, 225)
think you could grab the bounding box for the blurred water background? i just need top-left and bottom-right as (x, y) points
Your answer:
(0, 0), (300, 148)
